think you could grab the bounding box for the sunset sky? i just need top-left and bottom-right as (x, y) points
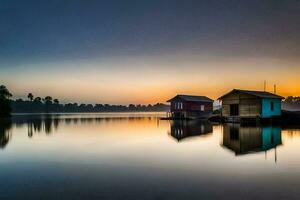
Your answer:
(1, 0), (300, 104)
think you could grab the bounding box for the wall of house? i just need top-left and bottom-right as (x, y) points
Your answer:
(169, 97), (213, 119)
(239, 98), (261, 117)
(221, 92), (261, 117)
(170, 100), (212, 112)
(261, 98), (282, 118)
(185, 101), (213, 111)
(170, 101), (182, 112)
(221, 92), (239, 117)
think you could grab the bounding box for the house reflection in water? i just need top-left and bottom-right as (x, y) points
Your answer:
(169, 120), (213, 142)
(222, 124), (282, 161)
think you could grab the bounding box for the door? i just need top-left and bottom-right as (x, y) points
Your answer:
(230, 104), (239, 116)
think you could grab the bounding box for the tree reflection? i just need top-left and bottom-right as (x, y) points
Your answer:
(0, 119), (12, 149)
(7, 115), (157, 138)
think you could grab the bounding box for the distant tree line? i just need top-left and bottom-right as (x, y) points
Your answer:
(3, 84), (299, 115)
(10, 92), (169, 113)
(282, 96), (300, 111)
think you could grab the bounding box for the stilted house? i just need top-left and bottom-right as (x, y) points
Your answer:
(167, 95), (213, 119)
(218, 89), (284, 122)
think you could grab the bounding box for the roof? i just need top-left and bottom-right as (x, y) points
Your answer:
(218, 89), (284, 100)
(167, 94), (214, 103)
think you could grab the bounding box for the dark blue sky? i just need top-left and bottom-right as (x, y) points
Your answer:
(1, 0), (300, 66)
(1, 0), (300, 103)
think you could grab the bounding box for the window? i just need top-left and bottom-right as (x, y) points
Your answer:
(270, 102), (274, 111)
(175, 102), (183, 110)
(200, 105), (205, 111)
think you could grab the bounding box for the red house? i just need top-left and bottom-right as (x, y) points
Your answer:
(167, 95), (214, 119)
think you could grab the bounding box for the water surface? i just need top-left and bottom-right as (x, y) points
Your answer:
(0, 113), (300, 200)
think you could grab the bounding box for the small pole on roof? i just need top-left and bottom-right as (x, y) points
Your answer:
(264, 80), (266, 92)
(274, 84), (277, 94)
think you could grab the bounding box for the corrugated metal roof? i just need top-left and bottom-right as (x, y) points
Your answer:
(218, 89), (284, 100)
(167, 95), (214, 102)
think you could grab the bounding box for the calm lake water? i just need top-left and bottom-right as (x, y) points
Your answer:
(0, 113), (300, 200)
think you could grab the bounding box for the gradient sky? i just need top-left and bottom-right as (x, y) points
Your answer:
(1, 0), (300, 104)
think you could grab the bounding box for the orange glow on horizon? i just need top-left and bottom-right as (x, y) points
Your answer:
(3, 57), (300, 104)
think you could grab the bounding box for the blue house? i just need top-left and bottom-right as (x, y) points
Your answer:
(218, 89), (284, 121)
